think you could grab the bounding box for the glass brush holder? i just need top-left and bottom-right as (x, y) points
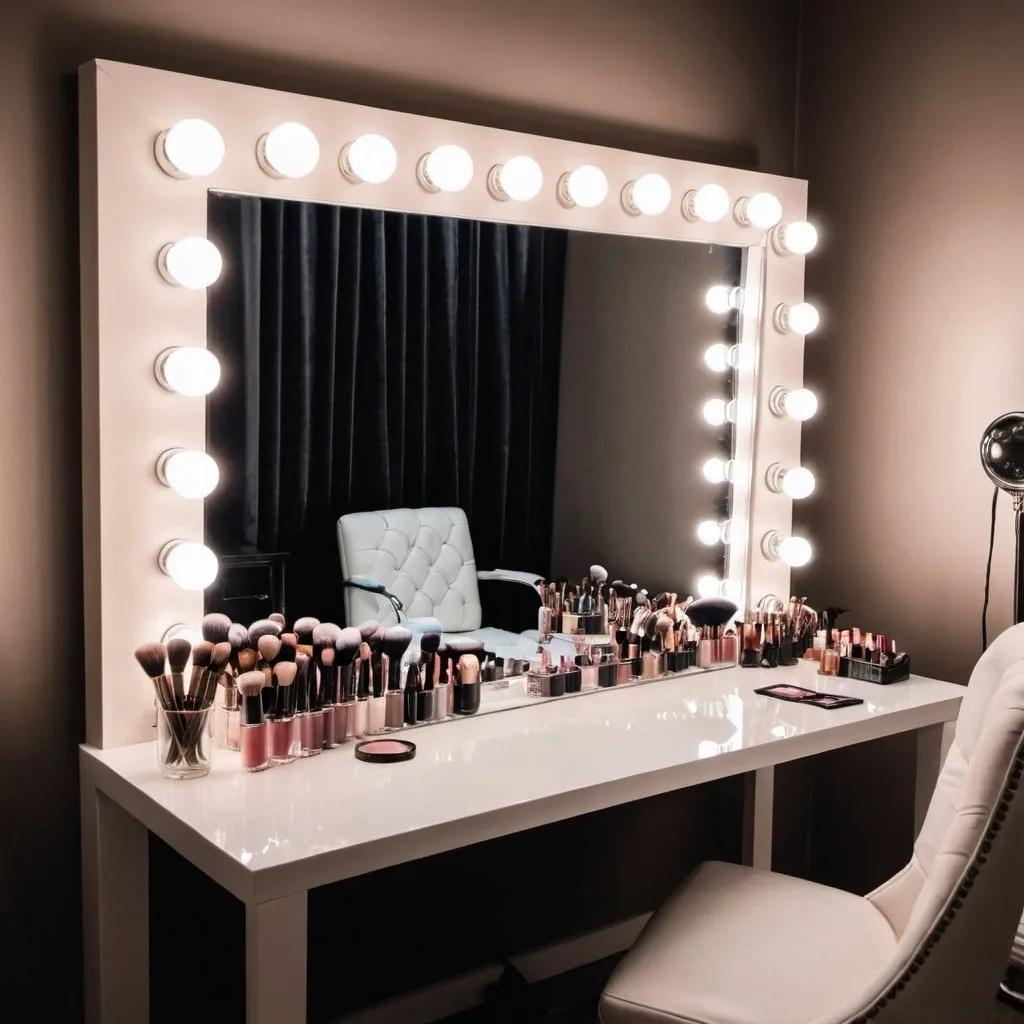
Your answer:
(156, 703), (215, 779)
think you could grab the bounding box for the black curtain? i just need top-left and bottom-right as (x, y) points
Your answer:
(206, 194), (567, 623)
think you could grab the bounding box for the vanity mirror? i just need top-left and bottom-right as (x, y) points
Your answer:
(80, 59), (817, 748)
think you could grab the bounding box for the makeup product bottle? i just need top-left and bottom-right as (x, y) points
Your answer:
(697, 627), (715, 668)
(577, 654), (598, 690)
(354, 648), (371, 739)
(318, 647), (340, 748)
(740, 623), (760, 667)
(238, 671), (269, 772)
(378, 627), (412, 732)
(404, 661), (421, 725)
(721, 628), (738, 665)
(538, 604), (553, 643)
(268, 662), (299, 764)
(300, 655), (324, 756)
(454, 654), (481, 714)
(760, 624), (780, 668)
(215, 676), (241, 750)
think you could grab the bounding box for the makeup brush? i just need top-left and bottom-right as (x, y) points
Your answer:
(187, 641), (214, 707)
(248, 618), (282, 648)
(237, 648), (258, 675)
(181, 641), (233, 751)
(448, 638), (485, 683)
(419, 633), (442, 689)
(134, 642), (172, 710)
(273, 661), (298, 718)
(166, 638), (192, 710)
(381, 627), (413, 692)
(336, 627), (363, 703)
(201, 613), (232, 645)
(293, 616), (320, 655)
(204, 640), (232, 707)
(228, 623), (249, 671)
(237, 671), (267, 721)
(277, 636), (297, 663)
(404, 657), (422, 725)
(312, 623), (344, 707)
(357, 642), (372, 700)
(257, 635), (283, 714)
(269, 612), (287, 628)
(655, 614), (674, 652)
(686, 597), (739, 629)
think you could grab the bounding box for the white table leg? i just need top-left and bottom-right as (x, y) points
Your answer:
(81, 782), (149, 1024)
(915, 723), (945, 835)
(742, 766), (775, 870)
(246, 891), (307, 1023)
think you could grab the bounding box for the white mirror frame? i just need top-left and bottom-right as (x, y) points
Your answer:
(79, 59), (813, 748)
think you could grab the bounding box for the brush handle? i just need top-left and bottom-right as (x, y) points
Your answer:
(170, 672), (186, 710)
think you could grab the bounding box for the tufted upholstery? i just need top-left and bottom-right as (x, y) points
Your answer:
(600, 623), (1024, 1024)
(337, 507), (483, 631)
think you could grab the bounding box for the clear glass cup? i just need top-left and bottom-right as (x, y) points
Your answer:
(156, 705), (214, 779)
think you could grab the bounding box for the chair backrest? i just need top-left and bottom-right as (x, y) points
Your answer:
(336, 507), (482, 631)
(828, 623), (1024, 1023)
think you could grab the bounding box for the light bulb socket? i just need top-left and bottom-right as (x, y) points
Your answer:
(720, 520), (733, 545)
(487, 164), (510, 201)
(154, 130), (187, 179)
(770, 223), (792, 256)
(725, 399), (738, 424)
(156, 242), (178, 285)
(154, 349), (176, 391)
(724, 458), (736, 484)
(255, 133), (284, 178)
(765, 462), (787, 493)
(338, 141), (362, 183)
(773, 303), (796, 334)
(556, 171), (577, 209)
(761, 530), (783, 561)
(680, 189), (701, 222)
(416, 152), (441, 193)
(620, 180), (642, 216)
(158, 540), (182, 576)
(768, 386), (789, 417)
(733, 197), (753, 227)
(155, 448), (184, 486)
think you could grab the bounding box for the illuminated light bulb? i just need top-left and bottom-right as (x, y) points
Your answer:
(697, 739), (718, 759)
(735, 191), (783, 230)
(161, 623), (201, 648)
(157, 448), (220, 499)
(697, 574), (724, 599)
(488, 155), (543, 201)
(696, 520), (726, 546)
(257, 122), (320, 178)
(774, 301), (820, 335)
(703, 457), (734, 484)
(704, 343), (730, 373)
(621, 173), (672, 216)
(702, 398), (727, 426)
(155, 347), (221, 397)
(762, 530), (813, 567)
(557, 165), (609, 209)
(157, 237), (222, 289)
(159, 540), (218, 591)
(773, 220), (818, 255)
(339, 133), (397, 184)
(765, 462), (816, 499)
(769, 386), (818, 421)
(682, 183), (730, 223)
(705, 284), (740, 315)
(417, 144), (474, 193)
(155, 119), (225, 178)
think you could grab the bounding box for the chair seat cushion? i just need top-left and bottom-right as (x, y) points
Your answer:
(600, 862), (896, 1024)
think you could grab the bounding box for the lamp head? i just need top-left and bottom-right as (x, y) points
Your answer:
(980, 412), (1024, 494)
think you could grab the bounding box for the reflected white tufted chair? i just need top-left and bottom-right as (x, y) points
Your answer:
(337, 506), (542, 659)
(600, 623), (1024, 1024)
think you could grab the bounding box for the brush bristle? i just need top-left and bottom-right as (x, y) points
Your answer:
(312, 623), (343, 647)
(335, 627), (363, 665)
(590, 564), (608, 582)
(166, 638), (192, 673)
(419, 632), (442, 655)
(381, 627), (413, 656)
(321, 647), (336, 668)
(248, 619), (282, 646)
(293, 616), (320, 642)
(237, 649), (257, 674)
(134, 642), (167, 679)
(237, 670), (267, 697)
(257, 635), (282, 662)
(357, 620), (381, 641)
(448, 638), (485, 654)
(191, 640), (214, 668)
(273, 661), (298, 686)
(268, 612), (287, 627)
(296, 652), (309, 668)
(280, 632), (298, 649)
(276, 642), (296, 664)
(210, 642), (232, 671)
(228, 623), (249, 648)
(685, 596), (738, 627)
(201, 613), (232, 643)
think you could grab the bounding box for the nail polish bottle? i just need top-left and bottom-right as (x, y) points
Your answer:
(238, 677), (269, 773)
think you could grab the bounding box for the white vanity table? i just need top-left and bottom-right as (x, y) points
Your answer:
(81, 664), (962, 1023)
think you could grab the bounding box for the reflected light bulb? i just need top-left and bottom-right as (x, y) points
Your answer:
(784, 388), (818, 421)
(157, 449), (220, 499)
(158, 237), (222, 289)
(782, 466), (816, 499)
(696, 575), (723, 599)
(776, 301), (820, 335)
(775, 220), (818, 255)
(258, 122), (320, 178)
(696, 520), (722, 546)
(779, 536), (813, 567)
(162, 623), (201, 648)
(156, 119), (225, 178)
(419, 144), (474, 193)
(156, 347), (221, 397)
(702, 398), (727, 426)
(340, 134), (397, 184)
(623, 173), (671, 216)
(702, 457), (726, 484)
(705, 285), (738, 314)
(489, 155), (543, 201)
(159, 540), (219, 591)
(558, 165), (608, 208)
(738, 191), (783, 230)
(684, 183), (730, 223)
(704, 343), (730, 373)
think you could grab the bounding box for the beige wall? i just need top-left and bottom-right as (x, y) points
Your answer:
(1, 0), (799, 1013)
(797, 0), (1024, 684)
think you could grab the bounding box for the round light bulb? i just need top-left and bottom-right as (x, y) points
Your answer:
(696, 520), (722, 546)
(156, 119), (225, 178)
(558, 165), (608, 209)
(704, 343), (730, 373)
(739, 191), (783, 230)
(340, 134), (397, 184)
(158, 237), (222, 290)
(782, 466), (816, 499)
(159, 540), (218, 591)
(419, 144), (474, 193)
(775, 220), (818, 255)
(684, 183), (730, 223)
(702, 398), (727, 426)
(779, 536), (813, 567)
(702, 457), (726, 484)
(696, 574), (723, 599)
(784, 388), (818, 421)
(258, 122), (320, 178)
(162, 623), (201, 648)
(623, 173), (671, 216)
(157, 449), (220, 499)
(156, 347), (221, 397)
(776, 301), (820, 335)
(705, 285), (735, 314)
(490, 155), (543, 201)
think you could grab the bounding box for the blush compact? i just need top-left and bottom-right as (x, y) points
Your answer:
(354, 738), (417, 764)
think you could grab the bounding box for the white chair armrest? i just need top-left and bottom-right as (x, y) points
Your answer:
(477, 569), (542, 590)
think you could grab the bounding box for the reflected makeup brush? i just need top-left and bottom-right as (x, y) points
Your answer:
(166, 638), (192, 710)
(227, 623), (249, 672)
(269, 612), (287, 629)
(201, 613), (232, 646)
(248, 618), (282, 649)
(293, 617), (320, 656)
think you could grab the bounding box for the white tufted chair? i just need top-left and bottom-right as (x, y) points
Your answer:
(337, 506), (542, 659)
(600, 622), (1024, 1024)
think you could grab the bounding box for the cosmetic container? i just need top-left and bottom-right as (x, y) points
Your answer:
(538, 605), (553, 642)
(268, 716), (298, 764)
(300, 708), (324, 756)
(564, 667), (582, 693)
(156, 705), (214, 779)
(577, 657), (598, 690)
(416, 687), (435, 721)
(454, 680), (481, 714)
(238, 690), (268, 773)
(721, 630), (738, 664)
(214, 683), (240, 750)
(432, 682), (448, 721)
(335, 699), (354, 742)
(368, 694), (387, 734)
(642, 651), (664, 679)
(353, 698), (368, 738)
(697, 629), (715, 668)
(526, 671), (559, 697)
(385, 688), (404, 729)
(597, 661), (618, 687)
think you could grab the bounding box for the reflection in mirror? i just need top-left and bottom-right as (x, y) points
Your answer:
(204, 193), (747, 717)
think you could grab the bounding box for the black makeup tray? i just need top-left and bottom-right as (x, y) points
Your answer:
(839, 655), (910, 685)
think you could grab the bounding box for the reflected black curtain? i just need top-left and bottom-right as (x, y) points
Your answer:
(206, 194), (567, 622)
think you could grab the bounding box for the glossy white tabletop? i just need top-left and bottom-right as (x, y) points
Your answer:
(81, 664), (963, 903)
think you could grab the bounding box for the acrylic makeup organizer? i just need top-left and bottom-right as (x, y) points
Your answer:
(839, 655), (911, 685)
